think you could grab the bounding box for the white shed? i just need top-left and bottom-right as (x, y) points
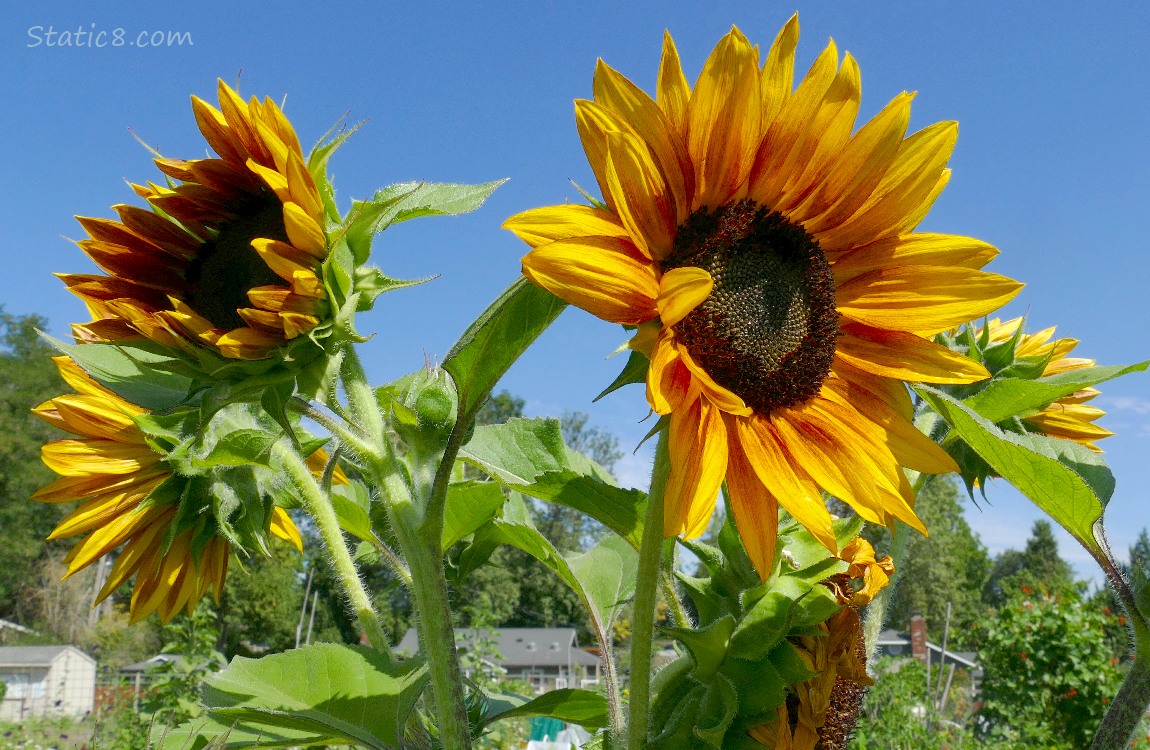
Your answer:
(0, 645), (96, 721)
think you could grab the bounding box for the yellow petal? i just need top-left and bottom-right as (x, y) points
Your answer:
(252, 238), (318, 283)
(687, 27), (762, 208)
(604, 131), (678, 260)
(657, 31), (691, 140)
(836, 323), (990, 384)
(270, 507), (304, 552)
(283, 201), (326, 258)
(737, 416), (836, 553)
(760, 15), (799, 129)
(724, 424), (779, 580)
(831, 233), (999, 286)
(522, 236), (659, 325)
(42, 439), (160, 477)
(657, 267), (713, 327)
(595, 59), (693, 222)
(835, 266), (1023, 335)
(502, 205), (629, 249)
(664, 397), (727, 539)
(646, 330), (692, 415)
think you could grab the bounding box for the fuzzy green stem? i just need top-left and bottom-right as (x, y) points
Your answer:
(289, 396), (375, 460)
(1091, 615), (1150, 750)
(342, 347), (387, 443)
(377, 466), (472, 750)
(660, 544), (691, 629)
(275, 441), (390, 654)
(627, 430), (670, 750)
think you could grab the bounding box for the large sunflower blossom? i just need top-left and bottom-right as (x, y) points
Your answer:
(32, 356), (319, 623)
(505, 18), (1022, 576)
(62, 80), (330, 361)
(982, 317), (1113, 451)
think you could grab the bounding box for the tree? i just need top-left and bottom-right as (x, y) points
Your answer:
(976, 583), (1125, 748)
(884, 478), (990, 648)
(0, 309), (67, 620)
(983, 520), (1075, 607)
(217, 542), (308, 658)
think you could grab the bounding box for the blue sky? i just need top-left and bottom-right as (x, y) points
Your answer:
(3, 1), (1148, 581)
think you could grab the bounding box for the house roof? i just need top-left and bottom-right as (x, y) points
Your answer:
(0, 645), (95, 668)
(874, 630), (979, 669)
(398, 628), (601, 668)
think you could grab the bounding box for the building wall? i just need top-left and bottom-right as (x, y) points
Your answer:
(0, 649), (96, 721)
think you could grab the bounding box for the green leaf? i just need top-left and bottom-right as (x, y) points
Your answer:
(191, 429), (279, 469)
(460, 418), (648, 547)
(159, 714), (322, 749)
(442, 481), (506, 550)
(331, 483), (374, 543)
(483, 688), (609, 729)
(459, 418), (567, 483)
(193, 643), (428, 750)
(444, 277), (567, 423)
(964, 362), (1149, 423)
(694, 674), (738, 748)
(566, 535), (640, 628)
(43, 335), (193, 410)
(915, 384), (1111, 557)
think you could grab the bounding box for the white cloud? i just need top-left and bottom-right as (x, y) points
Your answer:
(1101, 395), (1150, 415)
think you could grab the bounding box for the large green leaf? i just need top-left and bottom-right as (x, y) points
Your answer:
(176, 643), (428, 750)
(444, 278), (567, 422)
(442, 481), (506, 549)
(460, 418), (648, 547)
(158, 715), (322, 749)
(44, 335), (192, 410)
(915, 384), (1111, 557)
(483, 688), (609, 729)
(964, 362), (1148, 423)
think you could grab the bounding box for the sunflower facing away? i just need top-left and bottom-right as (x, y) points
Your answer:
(32, 356), (308, 623)
(62, 79), (329, 361)
(982, 317), (1113, 451)
(505, 18), (1022, 576)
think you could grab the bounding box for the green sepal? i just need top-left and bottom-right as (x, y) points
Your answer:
(442, 481), (508, 550)
(353, 266), (434, 311)
(694, 674), (739, 748)
(659, 615), (736, 683)
(380, 367), (459, 457)
(594, 349), (649, 402)
(42, 334), (194, 411)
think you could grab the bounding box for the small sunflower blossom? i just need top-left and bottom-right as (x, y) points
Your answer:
(62, 80), (336, 366)
(31, 356), (342, 623)
(979, 317), (1113, 451)
(505, 17), (1021, 577)
(749, 537), (891, 750)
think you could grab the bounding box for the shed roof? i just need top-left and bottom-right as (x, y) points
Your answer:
(0, 645), (95, 668)
(398, 628), (601, 668)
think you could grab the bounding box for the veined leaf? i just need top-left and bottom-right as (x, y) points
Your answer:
(915, 384), (1111, 558)
(964, 362), (1148, 423)
(444, 278), (567, 423)
(184, 643), (428, 750)
(43, 335), (193, 410)
(483, 688), (609, 729)
(442, 481), (506, 549)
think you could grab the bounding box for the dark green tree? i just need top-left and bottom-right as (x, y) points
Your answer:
(983, 520), (1075, 607)
(217, 542), (308, 658)
(885, 477), (991, 648)
(0, 309), (66, 619)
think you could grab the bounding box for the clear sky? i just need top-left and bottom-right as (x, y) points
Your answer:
(3, 1), (1148, 582)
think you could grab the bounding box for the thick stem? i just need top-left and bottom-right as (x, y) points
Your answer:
(275, 441), (390, 654)
(377, 467), (473, 750)
(627, 431), (670, 750)
(1091, 615), (1150, 750)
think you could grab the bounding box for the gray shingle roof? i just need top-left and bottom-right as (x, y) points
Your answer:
(398, 628), (601, 668)
(0, 645), (94, 667)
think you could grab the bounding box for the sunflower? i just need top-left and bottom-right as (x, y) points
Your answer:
(62, 79), (329, 361)
(31, 356), (323, 623)
(505, 18), (1022, 577)
(981, 317), (1112, 451)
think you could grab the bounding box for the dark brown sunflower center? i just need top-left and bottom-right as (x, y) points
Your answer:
(184, 196), (288, 330)
(662, 200), (838, 412)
